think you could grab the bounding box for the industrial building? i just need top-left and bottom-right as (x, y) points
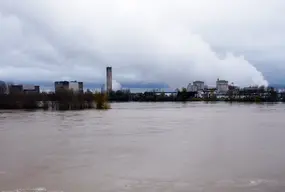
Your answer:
(216, 79), (229, 93)
(106, 66), (112, 92)
(8, 84), (40, 94)
(0, 81), (8, 94)
(187, 81), (205, 92)
(23, 85), (40, 94)
(193, 81), (205, 91)
(187, 83), (196, 92)
(54, 81), (83, 93)
(9, 85), (23, 94)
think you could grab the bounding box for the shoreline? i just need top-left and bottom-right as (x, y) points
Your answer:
(0, 100), (282, 111)
(0, 89), (283, 110)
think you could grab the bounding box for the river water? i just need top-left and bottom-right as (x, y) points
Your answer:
(1, 102), (285, 192)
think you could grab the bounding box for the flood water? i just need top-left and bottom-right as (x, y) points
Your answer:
(1, 102), (285, 192)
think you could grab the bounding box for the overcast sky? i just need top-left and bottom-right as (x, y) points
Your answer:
(0, 0), (284, 88)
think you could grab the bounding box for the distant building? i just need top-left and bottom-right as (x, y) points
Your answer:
(9, 84), (23, 94)
(54, 81), (84, 93)
(187, 81), (205, 92)
(8, 84), (40, 94)
(21, 84), (40, 94)
(216, 79), (229, 93)
(69, 81), (80, 91)
(101, 84), (105, 93)
(0, 81), (9, 94)
(54, 81), (69, 92)
(193, 81), (205, 91)
(187, 83), (197, 92)
(203, 88), (217, 98)
(78, 82), (83, 92)
(24, 85), (40, 94)
(106, 67), (112, 92)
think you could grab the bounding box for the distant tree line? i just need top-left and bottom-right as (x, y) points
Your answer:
(0, 90), (109, 110)
(0, 86), (284, 110)
(108, 87), (285, 103)
(108, 89), (195, 102)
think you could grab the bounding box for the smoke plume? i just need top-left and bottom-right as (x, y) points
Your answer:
(0, 0), (273, 88)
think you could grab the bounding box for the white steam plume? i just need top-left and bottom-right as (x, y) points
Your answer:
(0, 0), (269, 88)
(112, 80), (122, 91)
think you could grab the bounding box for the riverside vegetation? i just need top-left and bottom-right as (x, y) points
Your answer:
(108, 86), (284, 103)
(0, 86), (284, 110)
(0, 90), (110, 110)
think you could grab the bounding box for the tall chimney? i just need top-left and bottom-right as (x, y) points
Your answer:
(106, 66), (112, 92)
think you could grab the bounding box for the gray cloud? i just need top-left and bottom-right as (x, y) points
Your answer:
(1, 0), (282, 88)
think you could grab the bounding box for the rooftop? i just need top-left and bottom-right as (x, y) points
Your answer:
(217, 80), (228, 83)
(193, 81), (204, 83)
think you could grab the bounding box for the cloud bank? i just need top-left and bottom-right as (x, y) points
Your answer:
(0, 0), (280, 88)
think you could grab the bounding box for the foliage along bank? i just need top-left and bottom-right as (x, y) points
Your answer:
(0, 86), (284, 110)
(0, 90), (110, 110)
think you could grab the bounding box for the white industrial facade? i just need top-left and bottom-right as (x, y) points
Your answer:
(187, 83), (197, 92)
(23, 84), (36, 90)
(69, 82), (80, 92)
(193, 81), (205, 91)
(187, 81), (205, 92)
(216, 79), (229, 93)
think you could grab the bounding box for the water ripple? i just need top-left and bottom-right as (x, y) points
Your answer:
(2, 188), (62, 192)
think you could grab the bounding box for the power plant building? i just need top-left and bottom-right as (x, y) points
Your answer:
(54, 81), (83, 93)
(216, 79), (229, 93)
(8, 84), (40, 94)
(193, 81), (205, 91)
(187, 81), (205, 92)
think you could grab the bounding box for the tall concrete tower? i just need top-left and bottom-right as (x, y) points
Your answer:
(106, 66), (112, 92)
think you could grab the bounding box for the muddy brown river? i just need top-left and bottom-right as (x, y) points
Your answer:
(1, 102), (285, 192)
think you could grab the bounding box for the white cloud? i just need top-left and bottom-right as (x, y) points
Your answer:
(1, 0), (283, 88)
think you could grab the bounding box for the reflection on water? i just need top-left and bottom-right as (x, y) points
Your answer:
(1, 102), (285, 192)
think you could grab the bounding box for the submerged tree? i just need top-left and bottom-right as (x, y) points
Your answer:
(94, 92), (110, 110)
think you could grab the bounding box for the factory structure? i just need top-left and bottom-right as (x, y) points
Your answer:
(0, 65), (237, 97)
(54, 81), (83, 93)
(186, 78), (231, 98)
(188, 79), (229, 92)
(0, 81), (40, 95)
(216, 79), (229, 93)
(53, 66), (113, 94)
(187, 81), (205, 92)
